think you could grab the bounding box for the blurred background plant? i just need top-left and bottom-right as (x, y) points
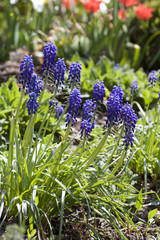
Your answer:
(0, 0), (160, 72)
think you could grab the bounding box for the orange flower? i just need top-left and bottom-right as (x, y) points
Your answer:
(81, 0), (102, 13)
(118, 0), (138, 7)
(62, 0), (77, 9)
(118, 9), (126, 20)
(134, 3), (154, 20)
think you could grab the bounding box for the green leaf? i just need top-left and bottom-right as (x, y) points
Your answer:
(135, 189), (143, 211)
(148, 209), (157, 222)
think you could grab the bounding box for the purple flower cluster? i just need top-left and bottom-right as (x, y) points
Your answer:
(106, 85), (123, 129)
(19, 55), (34, 88)
(26, 92), (39, 115)
(106, 85), (137, 148)
(80, 99), (96, 138)
(55, 105), (64, 119)
(49, 100), (58, 109)
(82, 99), (96, 121)
(67, 61), (82, 88)
(66, 89), (82, 126)
(110, 85), (124, 104)
(80, 120), (93, 138)
(19, 55), (44, 115)
(49, 100), (63, 119)
(131, 80), (138, 95)
(149, 70), (157, 87)
(121, 103), (138, 148)
(41, 42), (57, 76)
(93, 80), (105, 105)
(27, 73), (43, 97)
(54, 58), (67, 88)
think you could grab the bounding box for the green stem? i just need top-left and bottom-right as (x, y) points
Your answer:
(111, 148), (126, 175)
(78, 130), (110, 174)
(44, 103), (69, 151)
(65, 141), (83, 166)
(67, 136), (86, 188)
(102, 124), (124, 171)
(140, 88), (152, 145)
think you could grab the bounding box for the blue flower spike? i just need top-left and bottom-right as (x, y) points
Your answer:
(121, 103), (138, 149)
(149, 70), (157, 87)
(26, 92), (39, 115)
(66, 88), (82, 126)
(93, 80), (105, 105)
(80, 99), (96, 138)
(67, 61), (82, 89)
(41, 42), (57, 76)
(106, 85), (124, 130)
(54, 58), (67, 89)
(19, 54), (34, 89)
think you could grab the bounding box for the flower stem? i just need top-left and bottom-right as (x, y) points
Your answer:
(78, 129), (109, 174)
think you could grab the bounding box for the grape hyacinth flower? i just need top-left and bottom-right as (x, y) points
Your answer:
(80, 99), (96, 138)
(26, 92), (39, 115)
(67, 61), (82, 88)
(66, 89), (82, 126)
(80, 120), (93, 138)
(27, 73), (43, 97)
(121, 103), (138, 148)
(19, 54), (34, 89)
(55, 105), (64, 119)
(149, 70), (157, 87)
(131, 80), (138, 95)
(54, 58), (67, 88)
(106, 86), (124, 130)
(49, 100), (58, 109)
(41, 42), (57, 76)
(110, 85), (124, 104)
(93, 80), (105, 105)
(82, 99), (96, 122)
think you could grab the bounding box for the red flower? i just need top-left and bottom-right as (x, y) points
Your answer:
(118, 9), (126, 20)
(134, 3), (154, 20)
(62, 0), (77, 9)
(118, 0), (138, 7)
(81, 0), (102, 13)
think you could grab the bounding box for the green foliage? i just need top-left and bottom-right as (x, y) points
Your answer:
(0, 77), (60, 150)
(0, 52), (147, 239)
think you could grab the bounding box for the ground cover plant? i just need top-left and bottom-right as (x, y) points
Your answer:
(1, 41), (160, 240)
